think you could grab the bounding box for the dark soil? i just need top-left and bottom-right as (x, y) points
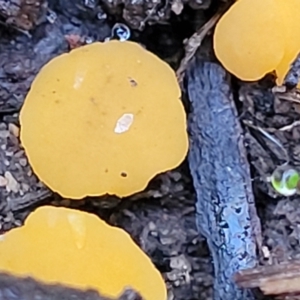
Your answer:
(0, 0), (298, 300)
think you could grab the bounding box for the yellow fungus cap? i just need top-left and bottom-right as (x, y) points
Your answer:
(20, 41), (188, 199)
(275, 0), (300, 86)
(214, 0), (285, 81)
(0, 206), (167, 300)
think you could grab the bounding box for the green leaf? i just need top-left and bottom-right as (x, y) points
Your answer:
(286, 172), (300, 190)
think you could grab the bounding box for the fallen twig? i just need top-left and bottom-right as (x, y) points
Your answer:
(235, 260), (300, 297)
(243, 120), (289, 163)
(176, 12), (222, 85)
(186, 60), (261, 300)
(11, 189), (52, 211)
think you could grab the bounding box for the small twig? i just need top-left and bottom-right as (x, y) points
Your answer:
(0, 19), (31, 37)
(244, 119), (300, 133)
(11, 189), (52, 211)
(235, 260), (300, 296)
(176, 11), (223, 85)
(138, 2), (161, 30)
(278, 95), (300, 104)
(278, 120), (300, 132)
(273, 86), (300, 104)
(243, 120), (289, 163)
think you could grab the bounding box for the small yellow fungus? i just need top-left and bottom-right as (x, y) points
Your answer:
(214, 0), (300, 86)
(275, 0), (300, 86)
(214, 0), (285, 81)
(20, 41), (188, 199)
(0, 206), (167, 300)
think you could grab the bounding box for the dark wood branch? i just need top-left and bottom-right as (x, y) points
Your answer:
(185, 59), (262, 299)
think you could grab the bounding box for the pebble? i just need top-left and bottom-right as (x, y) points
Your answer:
(167, 290), (174, 300)
(169, 171), (182, 182)
(14, 150), (24, 158)
(19, 158), (27, 167)
(148, 221), (156, 231)
(160, 228), (169, 235)
(14, 219), (22, 226)
(4, 171), (20, 193)
(21, 183), (30, 192)
(160, 237), (174, 245)
(174, 184), (184, 192)
(3, 212), (13, 223)
(8, 123), (19, 138)
(0, 131), (9, 139)
(0, 176), (7, 187)
(170, 255), (190, 270)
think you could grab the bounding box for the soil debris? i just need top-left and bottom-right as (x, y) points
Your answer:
(283, 52), (300, 89)
(176, 10), (222, 85)
(0, 121), (50, 229)
(109, 195), (214, 300)
(0, 0), (48, 31)
(240, 82), (300, 270)
(102, 0), (211, 30)
(0, 2), (110, 113)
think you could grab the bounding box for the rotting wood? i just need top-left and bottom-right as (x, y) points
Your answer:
(235, 260), (300, 296)
(185, 59), (262, 300)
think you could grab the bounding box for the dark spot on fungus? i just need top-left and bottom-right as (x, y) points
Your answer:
(121, 172), (127, 177)
(89, 97), (97, 105)
(105, 168), (108, 173)
(128, 77), (137, 87)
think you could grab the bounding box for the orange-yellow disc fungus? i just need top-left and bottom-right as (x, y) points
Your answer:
(0, 206), (167, 300)
(214, 0), (286, 81)
(20, 40), (188, 199)
(275, 0), (300, 86)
